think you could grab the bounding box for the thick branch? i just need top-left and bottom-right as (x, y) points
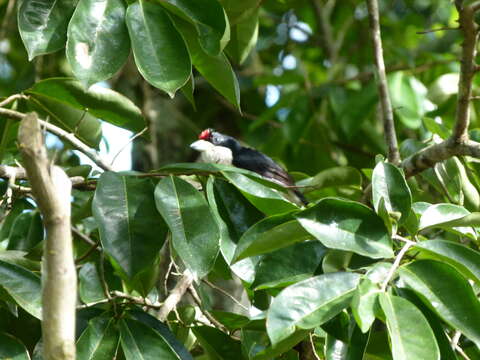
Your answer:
(366, 0), (401, 165)
(402, 138), (480, 177)
(453, 4), (479, 141)
(0, 107), (113, 171)
(18, 113), (76, 360)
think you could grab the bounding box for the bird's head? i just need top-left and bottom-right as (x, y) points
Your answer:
(194, 129), (240, 151)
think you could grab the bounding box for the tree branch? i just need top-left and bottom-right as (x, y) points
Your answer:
(366, 0), (401, 165)
(18, 113), (76, 360)
(0, 107), (113, 171)
(157, 270), (194, 322)
(453, 4), (479, 141)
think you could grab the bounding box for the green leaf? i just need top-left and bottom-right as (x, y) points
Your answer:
(78, 263), (105, 304)
(418, 203), (476, 238)
(206, 177), (263, 264)
(192, 326), (244, 360)
(379, 293), (440, 360)
(77, 316), (119, 360)
(66, 0), (130, 88)
(325, 324), (369, 360)
(7, 211), (43, 251)
(297, 166), (362, 192)
(266, 272), (361, 345)
(233, 212), (312, 262)
(226, 8), (259, 64)
(296, 198), (393, 259)
(351, 278), (380, 333)
(0, 250), (41, 271)
(399, 260), (480, 348)
(155, 176), (219, 278)
(130, 310), (194, 360)
(0, 333), (30, 360)
(388, 72), (427, 129)
(222, 171), (298, 215)
(219, 0), (258, 24)
(414, 240), (480, 285)
(120, 318), (189, 360)
(26, 78), (145, 133)
(17, 0), (77, 60)
(372, 162), (411, 222)
(161, 0), (227, 56)
(126, 0), (191, 97)
(251, 330), (309, 360)
(251, 241), (326, 290)
(92, 172), (167, 281)
(0, 260), (41, 319)
(173, 17), (241, 110)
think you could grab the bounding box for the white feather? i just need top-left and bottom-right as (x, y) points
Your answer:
(190, 140), (233, 165)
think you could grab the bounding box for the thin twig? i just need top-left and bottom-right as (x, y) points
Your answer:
(99, 252), (117, 316)
(110, 290), (163, 309)
(416, 26), (459, 34)
(187, 285), (229, 333)
(380, 241), (415, 292)
(157, 270), (194, 322)
(446, 332), (471, 360)
(202, 279), (248, 311)
(111, 127), (148, 166)
(366, 0), (401, 165)
(0, 107), (114, 171)
(0, 94), (28, 108)
(75, 240), (101, 264)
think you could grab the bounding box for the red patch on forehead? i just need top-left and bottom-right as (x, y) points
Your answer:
(199, 129), (211, 140)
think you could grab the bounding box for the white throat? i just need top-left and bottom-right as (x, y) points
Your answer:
(190, 140), (233, 165)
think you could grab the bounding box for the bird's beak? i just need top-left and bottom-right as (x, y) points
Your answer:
(190, 140), (211, 152)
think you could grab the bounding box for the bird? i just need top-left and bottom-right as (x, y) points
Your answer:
(190, 128), (307, 205)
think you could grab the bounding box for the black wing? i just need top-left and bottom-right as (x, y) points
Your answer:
(232, 147), (295, 187)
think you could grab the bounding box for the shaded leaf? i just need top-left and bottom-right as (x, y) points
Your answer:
(0, 333), (29, 360)
(26, 78), (145, 133)
(77, 316), (119, 360)
(155, 176), (219, 278)
(297, 166), (362, 193)
(7, 211), (43, 251)
(226, 8), (259, 64)
(92, 172), (167, 282)
(352, 278), (380, 333)
(233, 212), (312, 263)
(0, 260), (41, 319)
(192, 326), (244, 360)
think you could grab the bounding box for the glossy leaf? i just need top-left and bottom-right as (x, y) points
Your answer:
(325, 324), (369, 360)
(7, 211), (43, 251)
(379, 293), (440, 360)
(251, 241), (326, 290)
(297, 166), (362, 192)
(78, 262), (105, 304)
(0, 260), (41, 319)
(222, 171), (298, 215)
(351, 278), (380, 333)
(414, 240), (480, 285)
(226, 8), (259, 64)
(251, 330), (309, 360)
(192, 326), (243, 360)
(126, 0), (191, 97)
(26, 78), (145, 133)
(233, 212), (311, 262)
(173, 17), (241, 110)
(266, 272), (361, 344)
(206, 177), (263, 263)
(372, 162), (411, 222)
(130, 310), (194, 360)
(92, 172), (167, 280)
(162, 0), (227, 56)
(296, 198), (393, 259)
(0, 333), (29, 360)
(17, 0), (77, 60)
(66, 0), (130, 88)
(120, 318), (189, 360)
(77, 316), (119, 360)
(419, 203), (476, 238)
(399, 260), (480, 348)
(155, 176), (219, 278)
(388, 72), (426, 129)
(0, 250), (41, 271)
